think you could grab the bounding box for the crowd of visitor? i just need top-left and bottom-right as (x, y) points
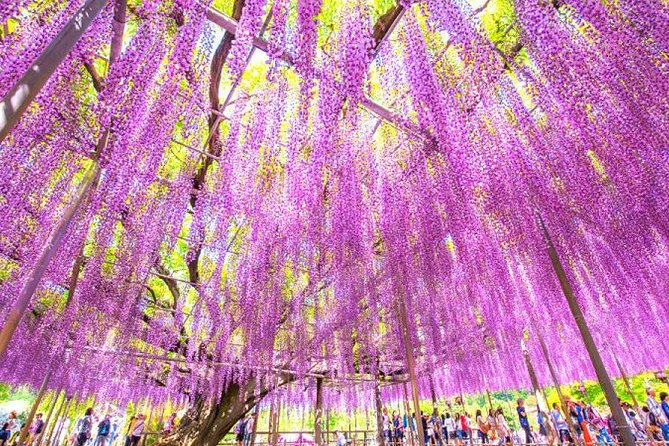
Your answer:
(0, 405), (178, 446)
(2, 386), (669, 446)
(377, 386), (669, 446)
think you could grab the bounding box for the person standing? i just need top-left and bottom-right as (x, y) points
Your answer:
(75, 408), (94, 446)
(647, 387), (669, 442)
(445, 413), (456, 445)
(495, 408), (510, 446)
(536, 407), (548, 443)
(392, 411), (404, 446)
(95, 414), (111, 446)
(586, 405), (613, 446)
(575, 402), (594, 446)
(26, 413), (44, 445)
(516, 399), (532, 445)
(551, 403), (572, 445)
(661, 392), (669, 431)
(163, 413), (177, 438)
(244, 412), (257, 446)
(336, 430), (347, 446)
(123, 415), (136, 446)
(128, 413), (145, 446)
(4, 411), (18, 445)
(477, 410), (490, 444)
(0, 423), (11, 446)
(383, 408), (392, 446)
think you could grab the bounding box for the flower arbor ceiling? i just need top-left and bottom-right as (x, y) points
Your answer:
(0, 0), (668, 407)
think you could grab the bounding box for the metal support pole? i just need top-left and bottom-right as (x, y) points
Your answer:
(315, 377), (324, 446)
(538, 215), (635, 446)
(0, 0), (109, 142)
(397, 294), (426, 446)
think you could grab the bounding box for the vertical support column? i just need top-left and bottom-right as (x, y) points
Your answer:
(375, 378), (385, 446)
(141, 404), (154, 446)
(397, 294), (426, 446)
(429, 375), (438, 413)
(0, 0), (109, 142)
(271, 401), (281, 446)
(614, 354), (640, 411)
(486, 389), (494, 413)
(326, 408), (331, 446)
(268, 394), (277, 446)
(109, 0), (127, 66)
(403, 383), (416, 446)
(538, 216), (635, 446)
(0, 162), (99, 359)
(41, 391), (66, 446)
(250, 408), (260, 446)
(19, 372), (51, 444)
(49, 395), (72, 446)
(36, 389), (62, 446)
(315, 377), (324, 446)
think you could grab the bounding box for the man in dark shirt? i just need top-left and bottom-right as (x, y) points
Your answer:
(517, 399), (532, 445)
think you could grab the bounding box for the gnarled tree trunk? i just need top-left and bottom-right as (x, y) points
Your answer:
(155, 373), (293, 446)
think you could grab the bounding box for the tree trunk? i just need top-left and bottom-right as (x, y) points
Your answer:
(154, 374), (292, 446)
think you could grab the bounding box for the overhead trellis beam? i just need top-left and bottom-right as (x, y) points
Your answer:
(205, 7), (428, 141)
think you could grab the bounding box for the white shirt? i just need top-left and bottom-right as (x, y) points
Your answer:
(647, 396), (668, 424)
(132, 419), (145, 437)
(445, 418), (456, 433)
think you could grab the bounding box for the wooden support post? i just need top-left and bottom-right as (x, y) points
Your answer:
(486, 389), (494, 413)
(429, 375), (438, 415)
(315, 377), (324, 446)
(142, 404), (154, 446)
(614, 354), (640, 411)
(538, 215), (635, 446)
(19, 372), (51, 444)
(271, 400), (281, 446)
(0, 162), (99, 359)
(36, 389), (62, 446)
(0, 0), (109, 142)
(375, 378), (386, 446)
(403, 383), (416, 446)
(326, 409), (331, 446)
(397, 294), (426, 446)
(268, 394), (277, 445)
(354, 408), (358, 446)
(42, 392), (66, 446)
(249, 406), (260, 446)
(49, 395), (72, 446)
(109, 0), (127, 66)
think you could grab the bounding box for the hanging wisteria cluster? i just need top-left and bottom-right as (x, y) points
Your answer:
(0, 0), (667, 413)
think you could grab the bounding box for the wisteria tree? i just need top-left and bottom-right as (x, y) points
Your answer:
(0, 0), (667, 445)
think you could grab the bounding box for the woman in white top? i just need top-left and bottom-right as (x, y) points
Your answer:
(129, 414), (145, 446)
(495, 408), (510, 446)
(445, 413), (456, 445)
